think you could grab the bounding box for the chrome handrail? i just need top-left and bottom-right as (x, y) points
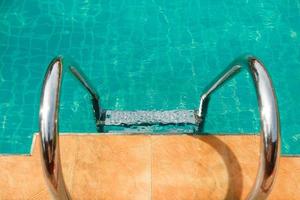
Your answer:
(69, 66), (105, 131)
(39, 57), (70, 199)
(195, 55), (280, 199)
(40, 55), (280, 199)
(39, 56), (102, 199)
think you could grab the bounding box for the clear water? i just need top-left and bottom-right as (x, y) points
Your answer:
(0, 0), (299, 155)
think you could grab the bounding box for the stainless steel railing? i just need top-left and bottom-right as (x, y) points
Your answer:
(39, 56), (102, 199)
(39, 57), (70, 199)
(195, 55), (280, 199)
(39, 55), (280, 199)
(69, 66), (105, 131)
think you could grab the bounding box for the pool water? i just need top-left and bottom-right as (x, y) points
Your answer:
(0, 0), (299, 154)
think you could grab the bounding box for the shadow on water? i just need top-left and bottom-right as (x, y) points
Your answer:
(190, 134), (243, 200)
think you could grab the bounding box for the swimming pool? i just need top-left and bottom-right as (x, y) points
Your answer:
(0, 0), (299, 154)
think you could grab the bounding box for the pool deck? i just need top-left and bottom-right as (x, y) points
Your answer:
(0, 134), (299, 199)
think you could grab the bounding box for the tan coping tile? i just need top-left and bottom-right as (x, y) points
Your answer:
(71, 135), (151, 200)
(151, 135), (249, 200)
(0, 134), (299, 200)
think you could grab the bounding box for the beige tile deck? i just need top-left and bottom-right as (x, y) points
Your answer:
(0, 134), (299, 199)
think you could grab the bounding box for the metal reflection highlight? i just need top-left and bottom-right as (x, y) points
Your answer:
(39, 57), (70, 199)
(39, 57), (103, 199)
(196, 55), (280, 199)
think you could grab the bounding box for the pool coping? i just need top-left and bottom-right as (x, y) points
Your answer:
(0, 132), (298, 157)
(0, 134), (299, 199)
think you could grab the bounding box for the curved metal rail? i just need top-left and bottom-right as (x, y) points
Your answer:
(195, 55), (280, 199)
(39, 57), (70, 199)
(69, 66), (105, 131)
(39, 57), (102, 199)
(40, 55), (280, 199)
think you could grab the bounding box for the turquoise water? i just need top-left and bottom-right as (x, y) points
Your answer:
(0, 0), (299, 154)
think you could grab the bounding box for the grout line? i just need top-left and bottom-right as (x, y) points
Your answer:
(69, 136), (79, 196)
(150, 135), (152, 200)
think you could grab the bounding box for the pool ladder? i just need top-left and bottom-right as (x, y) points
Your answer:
(39, 55), (280, 199)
